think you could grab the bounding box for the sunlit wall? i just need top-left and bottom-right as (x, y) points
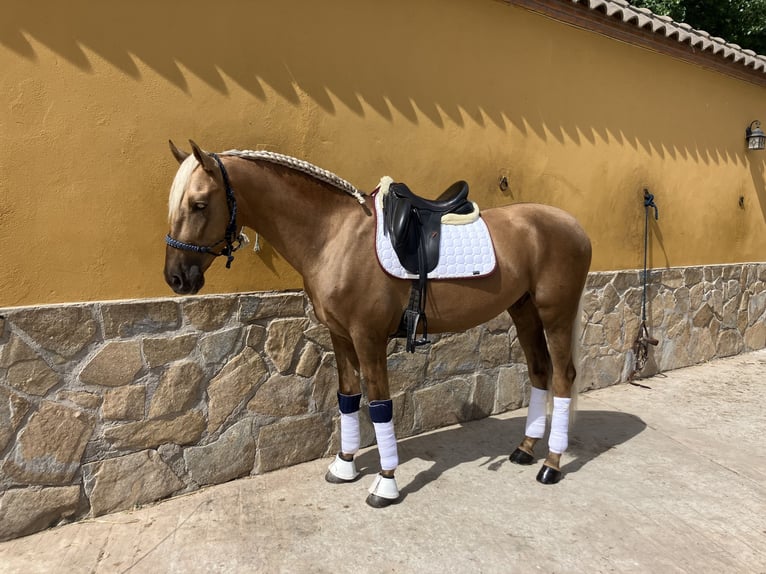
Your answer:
(2, 0), (764, 305)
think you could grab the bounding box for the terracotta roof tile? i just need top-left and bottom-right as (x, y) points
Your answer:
(549, 0), (766, 78)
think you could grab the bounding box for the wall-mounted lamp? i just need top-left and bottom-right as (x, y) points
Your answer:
(746, 120), (765, 150)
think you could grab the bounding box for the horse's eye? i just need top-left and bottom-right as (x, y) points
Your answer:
(193, 202), (207, 211)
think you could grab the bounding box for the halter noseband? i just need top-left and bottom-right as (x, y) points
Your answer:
(165, 153), (245, 269)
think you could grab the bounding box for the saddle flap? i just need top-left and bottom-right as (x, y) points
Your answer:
(383, 190), (413, 249)
(383, 183), (442, 274)
(416, 209), (442, 273)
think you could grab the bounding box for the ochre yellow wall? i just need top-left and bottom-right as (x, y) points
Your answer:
(2, 0), (765, 306)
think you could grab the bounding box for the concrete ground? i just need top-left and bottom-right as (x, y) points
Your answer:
(2, 350), (765, 574)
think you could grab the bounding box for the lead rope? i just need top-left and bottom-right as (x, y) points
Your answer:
(630, 189), (659, 381)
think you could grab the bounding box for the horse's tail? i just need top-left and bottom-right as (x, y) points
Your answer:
(566, 291), (587, 423)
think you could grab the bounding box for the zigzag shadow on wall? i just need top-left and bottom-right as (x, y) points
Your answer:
(1, 0), (750, 168)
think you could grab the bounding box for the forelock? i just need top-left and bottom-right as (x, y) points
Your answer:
(168, 155), (200, 222)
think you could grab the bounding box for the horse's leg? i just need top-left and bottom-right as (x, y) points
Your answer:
(354, 333), (400, 508)
(508, 293), (552, 466)
(534, 304), (579, 485)
(325, 333), (364, 483)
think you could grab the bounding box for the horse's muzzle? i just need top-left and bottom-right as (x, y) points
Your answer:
(165, 264), (204, 295)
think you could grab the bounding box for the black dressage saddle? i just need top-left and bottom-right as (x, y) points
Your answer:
(382, 180), (475, 352)
(382, 180), (474, 275)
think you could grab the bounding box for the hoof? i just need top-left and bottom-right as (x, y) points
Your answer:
(536, 464), (563, 485)
(509, 448), (535, 465)
(366, 493), (398, 508)
(325, 454), (359, 484)
(366, 473), (399, 508)
(325, 470), (355, 484)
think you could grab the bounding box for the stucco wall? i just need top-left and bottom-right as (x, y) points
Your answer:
(2, 0), (765, 306)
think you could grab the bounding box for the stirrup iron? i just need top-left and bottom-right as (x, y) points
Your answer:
(404, 308), (430, 353)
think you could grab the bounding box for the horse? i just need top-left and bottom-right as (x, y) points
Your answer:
(164, 140), (592, 507)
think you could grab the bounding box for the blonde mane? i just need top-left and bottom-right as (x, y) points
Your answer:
(223, 149), (366, 204)
(168, 155), (200, 222)
(167, 149), (367, 223)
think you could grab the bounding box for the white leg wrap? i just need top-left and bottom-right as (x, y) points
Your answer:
(548, 397), (571, 454)
(368, 473), (399, 500)
(373, 420), (399, 471)
(340, 411), (360, 455)
(525, 387), (548, 439)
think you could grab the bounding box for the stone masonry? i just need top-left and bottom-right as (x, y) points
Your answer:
(0, 263), (764, 541)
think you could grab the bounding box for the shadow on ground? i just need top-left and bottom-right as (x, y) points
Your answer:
(354, 410), (647, 501)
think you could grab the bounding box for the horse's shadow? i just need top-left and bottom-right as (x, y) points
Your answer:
(354, 410), (646, 501)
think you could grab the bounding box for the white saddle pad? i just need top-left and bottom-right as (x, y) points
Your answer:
(373, 177), (497, 280)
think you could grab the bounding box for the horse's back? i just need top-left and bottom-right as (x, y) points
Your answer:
(486, 202), (587, 237)
(483, 202), (591, 264)
(483, 202), (591, 292)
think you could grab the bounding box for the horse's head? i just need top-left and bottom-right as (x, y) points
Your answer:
(164, 140), (238, 295)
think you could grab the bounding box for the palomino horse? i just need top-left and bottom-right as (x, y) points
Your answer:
(164, 141), (592, 507)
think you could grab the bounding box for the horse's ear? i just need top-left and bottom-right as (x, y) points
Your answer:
(169, 140), (189, 164)
(189, 140), (218, 174)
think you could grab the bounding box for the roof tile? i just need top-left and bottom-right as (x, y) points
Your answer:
(553, 0), (766, 79)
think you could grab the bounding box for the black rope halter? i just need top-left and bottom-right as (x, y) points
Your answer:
(165, 153), (245, 269)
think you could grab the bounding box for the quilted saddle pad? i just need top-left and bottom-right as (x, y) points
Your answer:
(373, 177), (497, 280)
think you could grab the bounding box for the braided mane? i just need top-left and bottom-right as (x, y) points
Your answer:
(169, 148), (367, 222)
(222, 149), (367, 205)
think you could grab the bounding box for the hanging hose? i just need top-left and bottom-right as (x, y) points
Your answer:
(629, 189), (660, 381)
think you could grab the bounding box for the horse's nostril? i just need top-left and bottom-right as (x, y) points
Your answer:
(171, 274), (183, 289)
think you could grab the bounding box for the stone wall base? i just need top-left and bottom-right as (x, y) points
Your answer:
(1, 263), (764, 541)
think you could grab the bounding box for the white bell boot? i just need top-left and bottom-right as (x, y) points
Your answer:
(325, 454), (360, 483)
(366, 473), (400, 508)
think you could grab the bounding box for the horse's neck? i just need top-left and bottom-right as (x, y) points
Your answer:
(234, 160), (367, 277)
